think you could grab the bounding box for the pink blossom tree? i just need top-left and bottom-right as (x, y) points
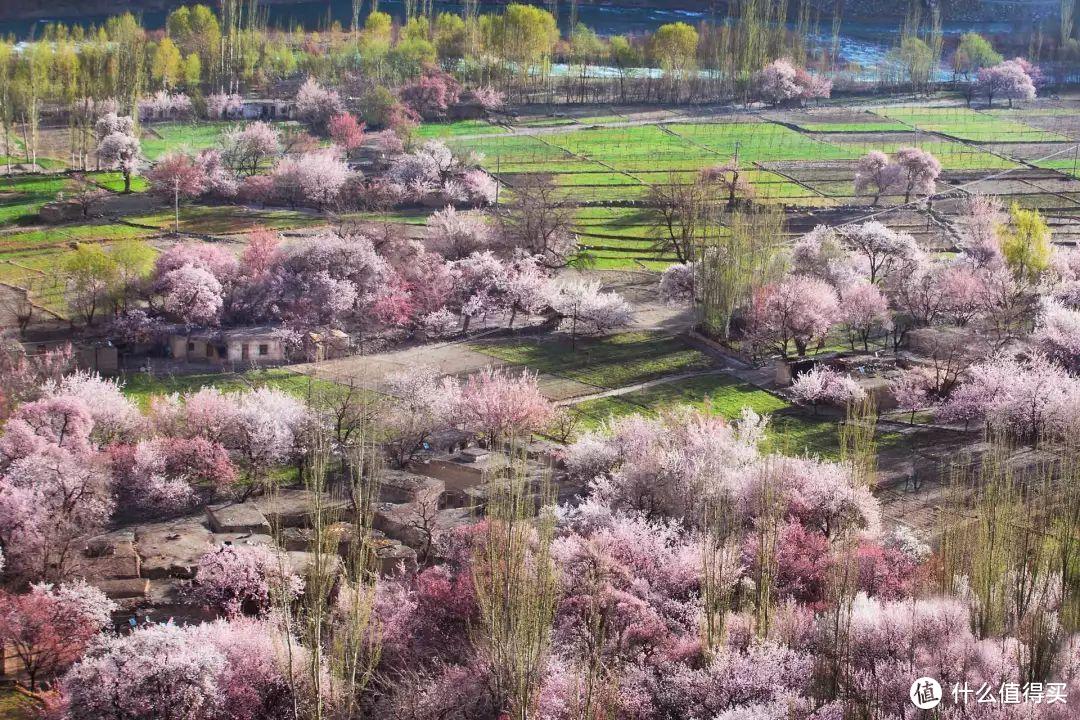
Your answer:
(296, 77), (345, 133)
(398, 248), (455, 321)
(459, 368), (554, 447)
(93, 112), (134, 142)
(884, 256), (948, 333)
(892, 147), (941, 203)
(205, 92), (243, 119)
(62, 622), (226, 720)
(240, 228), (281, 279)
(840, 594), (1014, 714)
(46, 371), (142, 446)
(0, 341), (73, 420)
(327, 112), (366, 154)
(109, 436), (236, 516)
(253, 232), (387, 330)
(158, 264), (225, 327)
(462, 169), (498, 207)
(220, 121), (280, 176)
(0, 395), (95, 460)
(62, 618), (327, 719)
(0, 579), (115, 690)
(270, 149), (351, 209)
(853, 151), (902, 205)
(937, 352), (1079, 440)
(958, 194), (1006, 268)
(547, 280), (633, 347)
(450, 250), (509, 332)
(790, 365), (866, 413)
(381, 366), (462, 467)
(147, 152), (208, 207)
(96, 126), (142, 193)
(839, 282), (893, 350)
(748, 275), (839, 357)
(753, 58), (831, 105)
(193, 618), (329, 720)
(837, 221), (921, 284)
(891, 366), (937, 423)
(746, 520), (833, 604)
(238, 173), (276, 205)
(769, 454), (881, 536)
(398, 68), (462, 120)
(0, 447), (114, 581)
(192, 148), (237, 200)
(573, 408), (764, 522)
(227, 387), (310, 494)
(939, 264), (985, 326)
(791, 226), (858, 287)
(977, 59), (1037, 107)
(154, 241), (239, 284)
(504, 255), (551, 328)
(428, 206), (493, 259)
(193, 544), (302, 617)
(1033, 299), (1080, 373)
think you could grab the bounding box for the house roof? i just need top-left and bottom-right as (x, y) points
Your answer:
(170, 325), (281, 342)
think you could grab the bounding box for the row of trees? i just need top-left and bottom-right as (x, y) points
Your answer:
(0, 0), (870, 148)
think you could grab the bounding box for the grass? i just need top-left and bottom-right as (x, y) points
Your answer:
(339, 209), (433, 225)
(0, 175), (70, 225)
(93, 171), (149, 193)
(0, 690), (39, 720)
(416, 120), (507, 139)
(119, 367), (339, 406)
(0, 222), (152, 252)
(567, 371), (842, 457)
(871, 106), (1065, 143)
(140, 122), (229, 160)
(127, 206), (324, 234)
(471, 331), (716, 390)
(800, 121), (912, 133)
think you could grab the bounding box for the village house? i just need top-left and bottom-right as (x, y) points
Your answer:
(169, 326), (286, 367)
(303, 328), (351, 361)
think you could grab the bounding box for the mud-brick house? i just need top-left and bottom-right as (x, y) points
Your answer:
(303, 329), (351, 361)
(169, 326), (285, 366)
(241, 98), (296, 120)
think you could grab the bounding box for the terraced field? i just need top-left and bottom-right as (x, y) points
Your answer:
(442, 99), (1080, 268)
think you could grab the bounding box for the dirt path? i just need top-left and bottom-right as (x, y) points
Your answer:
(289, 331), (510, 393)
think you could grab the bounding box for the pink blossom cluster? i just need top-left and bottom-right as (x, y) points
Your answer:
(138, 91), (194, 121)
(753, 58), (832, 105)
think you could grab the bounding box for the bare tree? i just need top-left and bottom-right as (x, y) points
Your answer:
(69, 174), (107, 218)
(646, 172), (719, 264)
(497, 174), (579, 268)
(2, 285), (34, 336)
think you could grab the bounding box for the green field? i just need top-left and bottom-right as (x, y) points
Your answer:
(0, 175), (70, 225)
(471, 331), (716, 390)
(871, 106), (1065, 143)
(416, 120), (508, 139)
(0, 222), (153, 253)
(447, 113), (1044, 267)
(566, 371), (841, 457)
(140, 122), (230, 160)
(119, 367), (340, 406)
(127, 206), (323, 234)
